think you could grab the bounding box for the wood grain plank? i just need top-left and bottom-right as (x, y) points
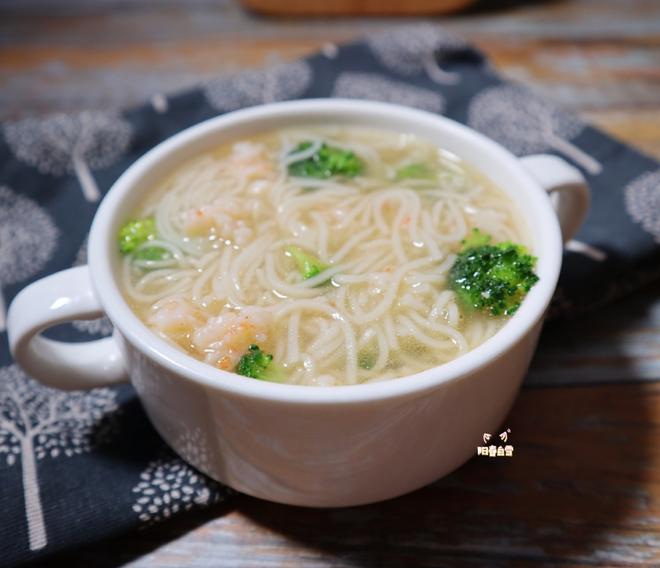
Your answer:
(529, 282), (660, 386)
(1, 0), (660, 126)
(582, 109), (660, 158)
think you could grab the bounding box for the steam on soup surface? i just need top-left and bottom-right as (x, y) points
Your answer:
(119, 127), (538, 386)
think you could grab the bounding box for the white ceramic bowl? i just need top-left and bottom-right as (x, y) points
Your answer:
(7, 100), (589, 507)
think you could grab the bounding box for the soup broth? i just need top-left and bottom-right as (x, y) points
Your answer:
(120, 127), (532, 386)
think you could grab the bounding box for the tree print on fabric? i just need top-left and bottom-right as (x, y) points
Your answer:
(0, 365), (120, 550)
(204, 60), (312, 112)
(4, 111), (133, 202)
(173, 426), (213, 474)
(565, 240), (607, 262)
(624, 169), (660, 243)
(0, 185), (59, 332)
(366, 24), (473, 85)
(332, 72), (446, 114)
(150, 93), (169, 114)
(468, 85), (602, 175)
(131, 454), (226, 526)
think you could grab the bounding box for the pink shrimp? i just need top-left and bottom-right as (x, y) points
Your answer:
(191, 307), (273, 371)
(182, 199), (253, 245)
(148, 297), (205, 336)
(229, 142), (275, 180)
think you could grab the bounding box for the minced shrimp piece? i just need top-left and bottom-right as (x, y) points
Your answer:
(191, 306), (273, 371)
(181, 142), (273, 242)
(230, 142), (275, 180)
(148, 297), (205, 336)
(182, 198), (254, 246)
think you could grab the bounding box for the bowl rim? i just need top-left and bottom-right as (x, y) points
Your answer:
(89, 98), (563, 405)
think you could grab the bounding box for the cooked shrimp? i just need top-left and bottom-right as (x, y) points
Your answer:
(191, 306), (273, 370)
(182, 142), (273, 242)
(182, 198), (254, 246)
(230, 142), (275, 180)
(148, 296), (205, 336)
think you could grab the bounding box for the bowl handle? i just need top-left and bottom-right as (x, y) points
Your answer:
(519, 154), (590, 243)
(7, 265), (128, 390)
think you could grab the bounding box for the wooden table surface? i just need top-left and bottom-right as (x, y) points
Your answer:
(3, 0), (660, 566)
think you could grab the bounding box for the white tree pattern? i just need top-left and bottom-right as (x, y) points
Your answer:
(0, 185), (59, 332)
(150, 93), (169, 114)
(366, 24), (469, 85)
(468, 85), (602, 175)
(203, 60), (312, 112)
(0, 364), (120, 551)
(565, 240), (607, 262)
(624, 169), (660, 243)
(321, 42), (339, 59)
(71, 236), (113, 337)
(332, 72), (446, 114)
(173, 426), (212, 474)
(131, 455), (225, 526)
(4, 111), (133, 202)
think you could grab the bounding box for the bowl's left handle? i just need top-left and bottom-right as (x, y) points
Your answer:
(7, 265), (128, 390)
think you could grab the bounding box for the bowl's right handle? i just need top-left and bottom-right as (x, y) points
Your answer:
(519, 154), (590, 243)
(7, 265), (128, 390)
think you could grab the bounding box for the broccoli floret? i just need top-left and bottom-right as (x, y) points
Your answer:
(286, 245), (329, 280)
(288, 141), (363, 179)
(461, 227), (491, 248)
(449, 229), (539, 316)
(395, 163), (434, 181)
(358, 350), (376, 370)
(118, 217), (157, 254)
(119, 218), (170, 261)
(134, 246), (170, 261)
(236, 345), (284, 382)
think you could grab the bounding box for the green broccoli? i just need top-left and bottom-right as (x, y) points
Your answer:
(288, 141), (363, 179)
(395, 163), (434, 181)
(358, 350), (376, 370)
(236, 345), (284, 382)
(133, 246), (170, 261)
(286, 246), (329, 280)
(118, 217), (156, 254)
(449, 229), (539, 317)
(118, 217), (169, 261)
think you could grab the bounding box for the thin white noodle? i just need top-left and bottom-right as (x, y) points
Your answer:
(282, 138), (323, 166)
(286, 311), (301, 364)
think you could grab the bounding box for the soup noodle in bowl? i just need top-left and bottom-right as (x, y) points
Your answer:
(7, 100), (589, 506)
